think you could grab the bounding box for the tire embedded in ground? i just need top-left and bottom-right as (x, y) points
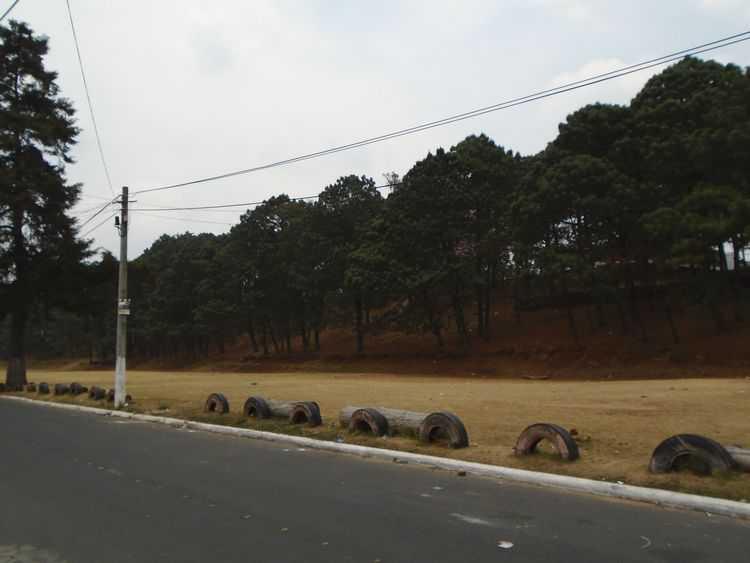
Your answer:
(348, 407), (389, 436)
(289, 401), (322, 427)
(649, 434), (737, 475)
(89, 386), (106, 400)
(514, 423), (580, 461)
(38, 382), (50, 394)
(242, 396), (272, 418)
(53, 383), (70, 396)
(105, 389), (132, 403)
(26, 382), (37, 393)
(418, 411), (470, 449)
(70, 382), (88, 396)
(204, 392), (230, 414)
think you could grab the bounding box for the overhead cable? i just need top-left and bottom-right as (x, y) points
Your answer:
(132, 31), (750, 196)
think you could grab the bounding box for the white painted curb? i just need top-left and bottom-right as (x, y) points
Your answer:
(3, 395), (749, 520)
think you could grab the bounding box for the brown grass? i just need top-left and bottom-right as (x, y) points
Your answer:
(14, 369), (750, 501)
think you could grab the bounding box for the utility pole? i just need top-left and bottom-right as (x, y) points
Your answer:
(114, 186), (130, 408)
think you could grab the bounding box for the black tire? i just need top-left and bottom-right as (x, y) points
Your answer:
(242, 396), (271, 418)
(418, 411), (470, 449)
(26, 383), (37, 393)
(514, 423), (580, 461)
(349, 408), (389, 436)
(289, 401), (322, 427)
(106, 389), (115, 402)
(38, 382), (50, 395)
(649, 434), (737, 475)
(54, 383), (70, 396)
(89, 386), (106, 400)
(204, 393), (230, 414)
(70, 382), (86, 396)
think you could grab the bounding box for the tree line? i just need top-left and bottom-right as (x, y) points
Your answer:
(2, 19), (750, 380)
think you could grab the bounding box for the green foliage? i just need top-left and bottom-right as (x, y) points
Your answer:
(9, 56), (750, 362)
(1, 21), (87, 383)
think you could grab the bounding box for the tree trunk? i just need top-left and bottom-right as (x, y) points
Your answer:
(247, 314), (258, 353)
(354, 293), (364, 354)
(6, 303), (28, 388)
(452, 276), (468, 353)
(664, 297), (680, 345)
(6, 207), (28, 388)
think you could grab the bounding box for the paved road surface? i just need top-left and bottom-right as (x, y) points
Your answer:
(0, 399), (747, 562)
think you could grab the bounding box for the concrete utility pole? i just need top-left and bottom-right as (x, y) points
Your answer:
(114, 186), (130, 408)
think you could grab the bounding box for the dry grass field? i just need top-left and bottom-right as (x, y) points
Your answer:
(11, 369), (750, 501)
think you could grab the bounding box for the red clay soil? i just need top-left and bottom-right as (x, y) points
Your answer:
(127, 300), (750, 381)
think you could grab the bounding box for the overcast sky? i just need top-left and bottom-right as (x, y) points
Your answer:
(8, 0), (750, 257)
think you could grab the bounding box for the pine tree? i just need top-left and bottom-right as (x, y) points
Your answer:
(1, 21), (84, 386)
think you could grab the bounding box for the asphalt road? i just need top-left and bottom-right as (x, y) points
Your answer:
(0, 399), (748, 563)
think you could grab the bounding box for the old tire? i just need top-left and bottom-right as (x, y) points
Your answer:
(242, 396), (272, 418)
(26, 382), (37, 393)
(38, 382), (50, 394)
(54, 383), (70, 396)
(289, 401), (322, 427)
(418, 411), (469, 449)
(649, 434), (737, 475)
(89, 386), (106, 400)
(514, 423), (580, 461)
(349, 408), (389, 436)
(70, 382), (87, 396)
(204, 393), (230, 414)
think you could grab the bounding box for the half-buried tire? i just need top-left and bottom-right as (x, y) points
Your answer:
(349, 408), (389, 436)
(70, 382), (87, 396)
(38, 382), (50, 395)
(89, 386), (106, 400)
(204, 393), (230, 414)
(105, 389), (132, 403)
(242, 396), (272, 418)
(649, 434), (737, 475)
(289, 401), (322, 427)
(514, 423), (580, 461)
(418, 411), (469, 449)
(26, 382), (37, 393)
(54, 383), (70, 396)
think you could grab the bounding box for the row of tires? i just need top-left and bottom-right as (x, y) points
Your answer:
(1, 385), (742, 475)
(202, 393), (748, 475)
(4, 381), (131, 403)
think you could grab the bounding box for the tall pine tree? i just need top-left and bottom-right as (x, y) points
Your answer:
(1, 21), (84, 387)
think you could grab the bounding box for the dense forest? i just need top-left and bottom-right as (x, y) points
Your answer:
(3, 57), (750, 364)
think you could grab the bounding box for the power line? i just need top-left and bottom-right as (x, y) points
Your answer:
(65, 0), (115, 197)
(129, 183), (399, 212)
(81, 212), (116, 238)
(129, 211), (234, 226)
(78, 198), (117, 229)
(133, 31), (750, 196)
(0, 0), (20, 22)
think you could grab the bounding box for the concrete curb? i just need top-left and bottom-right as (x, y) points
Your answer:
(3, 395), (749, 520)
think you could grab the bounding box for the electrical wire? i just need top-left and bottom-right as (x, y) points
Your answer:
(78, 198), (118, 229)
(132, 31), (750, 196)
(0, 0), (20, 22)
(129, 182), (399, 212)
(65, 0), (115, 197)
(81, 212), (116, 238)
(129, 211), (234, 226)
